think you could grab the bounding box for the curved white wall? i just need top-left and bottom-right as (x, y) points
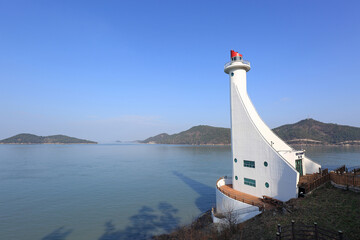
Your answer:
(228, 66), (321, 201)
(231, 68), (320, 174)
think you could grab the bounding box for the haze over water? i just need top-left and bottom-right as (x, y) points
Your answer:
(0, 144), (359, 240)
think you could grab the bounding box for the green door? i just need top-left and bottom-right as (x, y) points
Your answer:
(296, 159), (303, 176)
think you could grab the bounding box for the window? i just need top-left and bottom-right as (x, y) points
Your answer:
(244, 160), (255, 168)
(235, 176), (238, 180)
(265, 182), (269, 188)
(234, 158), (237, 163)
(231, 72), (234, 76)
(244, 178), (256, 187)
(264, 161), (268, 167)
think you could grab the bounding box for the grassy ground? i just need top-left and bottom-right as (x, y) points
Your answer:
(241, 182), (360, 239)
(154, 183), (360, 240)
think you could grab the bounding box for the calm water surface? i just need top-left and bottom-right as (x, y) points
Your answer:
(0, 144), (359, 240)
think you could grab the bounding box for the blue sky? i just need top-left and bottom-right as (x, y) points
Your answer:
(0, 0), (359, 142)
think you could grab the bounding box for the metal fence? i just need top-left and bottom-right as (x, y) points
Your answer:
(276, 220), (346, 240)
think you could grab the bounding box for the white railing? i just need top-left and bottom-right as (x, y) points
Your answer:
(224, 60), (251, 69)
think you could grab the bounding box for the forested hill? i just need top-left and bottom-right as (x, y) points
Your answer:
(141, 125), (231, 145)
(141, 119), (360, 145)
(272, 118), (360, 145)
(0, 134), (97, 144)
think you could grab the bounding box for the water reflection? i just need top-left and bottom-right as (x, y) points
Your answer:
(98, 202), (180, 240)
(41, 227), (72, 240)
(173, 171), (215, 213)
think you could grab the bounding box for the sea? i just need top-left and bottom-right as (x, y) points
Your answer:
(0, 144), (359, 240)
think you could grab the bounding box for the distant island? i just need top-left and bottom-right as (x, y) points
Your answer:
(0, 134), (97, 144)
(141, 119), (360, 146)
(141, 125), (230, 145)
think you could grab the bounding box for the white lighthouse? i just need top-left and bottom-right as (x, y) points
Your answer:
(212, 50), (321, 223)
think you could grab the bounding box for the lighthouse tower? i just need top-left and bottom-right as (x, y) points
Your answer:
(212, 50), (321, 223)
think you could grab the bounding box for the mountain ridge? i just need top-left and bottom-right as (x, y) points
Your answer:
(141, 119), (360, 145)
(273, 118), (360, 145)
(141, 125), (231, 145)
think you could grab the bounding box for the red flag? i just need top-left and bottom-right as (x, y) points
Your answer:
(231, 50), (243, 58)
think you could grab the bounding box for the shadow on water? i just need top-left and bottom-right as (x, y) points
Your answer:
(98, 202), (180, 240)
(173, 171), (215, 213)
(41, 227), (72, 240)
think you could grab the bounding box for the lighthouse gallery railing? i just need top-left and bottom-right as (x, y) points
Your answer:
(224, 60), (251, 69)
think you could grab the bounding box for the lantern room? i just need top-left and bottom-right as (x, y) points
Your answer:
(231, 50), (243, 61)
